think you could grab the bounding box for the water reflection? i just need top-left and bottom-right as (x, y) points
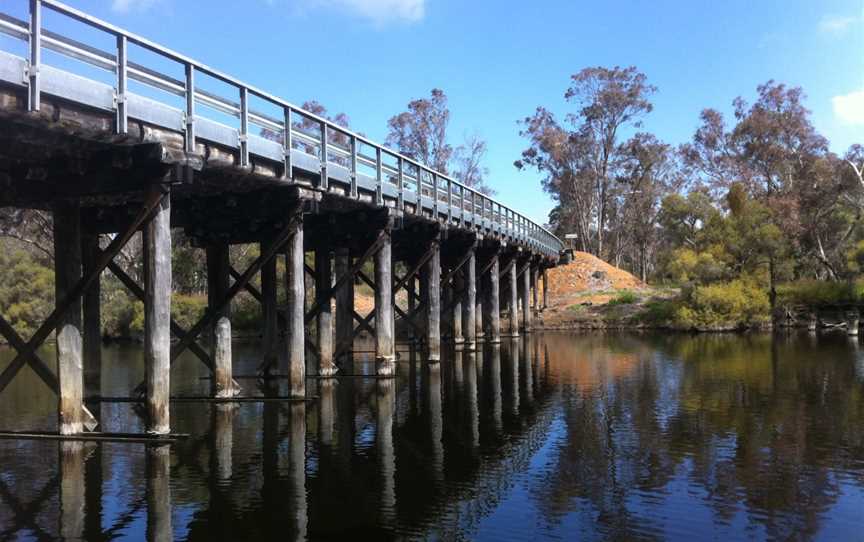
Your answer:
(0, 333), (863, 539)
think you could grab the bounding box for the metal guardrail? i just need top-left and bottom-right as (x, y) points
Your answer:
(0, 0), (564, 257)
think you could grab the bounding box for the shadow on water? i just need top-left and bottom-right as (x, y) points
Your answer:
(1, 332), (864, 540)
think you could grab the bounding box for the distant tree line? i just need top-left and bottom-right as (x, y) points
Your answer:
(516, 66), (864, 326)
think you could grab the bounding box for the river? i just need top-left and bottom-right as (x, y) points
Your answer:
(1, 332), (863, 540)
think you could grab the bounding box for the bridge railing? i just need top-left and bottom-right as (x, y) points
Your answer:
(0, 0), (564, 257)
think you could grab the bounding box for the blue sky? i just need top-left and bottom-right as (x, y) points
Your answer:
(4, 0), (862, 224)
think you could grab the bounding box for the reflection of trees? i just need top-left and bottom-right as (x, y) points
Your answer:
(531, 333), (864, 539)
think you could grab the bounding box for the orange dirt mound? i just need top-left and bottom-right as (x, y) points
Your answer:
(547, 252), (644, 301)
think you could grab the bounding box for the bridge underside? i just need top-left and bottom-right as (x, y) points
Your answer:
(0, 83), (557, 439)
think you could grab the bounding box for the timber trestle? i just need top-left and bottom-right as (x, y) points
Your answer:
(0, 0), (564, 442)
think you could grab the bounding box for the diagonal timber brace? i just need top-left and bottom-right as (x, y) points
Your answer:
(106, 261), (217, 375)
(171, 213), (303, 364)
(304, 230), (386, 325)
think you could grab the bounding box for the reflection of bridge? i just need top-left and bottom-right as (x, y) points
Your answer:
(0, 337), (555, 539)
(0, 1), (563, 438)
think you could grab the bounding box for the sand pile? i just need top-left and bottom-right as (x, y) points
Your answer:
(546, 251), (644, 302)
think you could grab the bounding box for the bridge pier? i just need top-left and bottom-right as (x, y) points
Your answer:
(461, 248), (476, 351)
(54, 202), (86, 435)
(334, 247), (354, 371)
(375, 228), (395, 375)
(206, 242), (235, 398)
(452, 271), (464, 347)
(531, 266), (539, 318)
(144, 188), (172, 434)
(521, 259), (532, 333)
(504, 253), (519, 338)
(286, 209), (306, 398)
(316, 247), (337, 376)
(423, 238), (441, 363)
(542, 268), (549, 311)
(481, 248), (501, 344)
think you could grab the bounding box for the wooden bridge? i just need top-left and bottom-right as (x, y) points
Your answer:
(0, 0), (564, 438)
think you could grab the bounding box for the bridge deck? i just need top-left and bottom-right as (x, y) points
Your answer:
(0, 0), (562, 259)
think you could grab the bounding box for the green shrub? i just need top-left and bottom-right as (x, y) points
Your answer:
(673, 279), (770, 330)
(608, 291), (639, 305)
(775, 279), (863, 307)
(171, 293), (207, 331)
(637, 299), (676, 325)
(102, 288), (139, 338)
(0, 249), (54, 338)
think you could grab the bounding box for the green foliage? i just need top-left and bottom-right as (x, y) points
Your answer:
(232, 294), (262, 331)
(170, 294), (207, 332)
(846, 240), (864, 274)
(636, 298), (677, 325)
(101, 288), (139, 338)
(0, 248), (54, 338)
(608, 291), (639, 305)
(776, 279), (864, 307)
(673, 280), (770, 330)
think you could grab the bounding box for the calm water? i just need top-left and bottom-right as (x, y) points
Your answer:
(1, 332), (864, 540)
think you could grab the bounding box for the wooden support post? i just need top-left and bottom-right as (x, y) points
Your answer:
(476, 298), (484, 343)
(286, 215), (306, 397)
(407, 274), (416, 344)
(521, 260), (532, 333)
(207, 243), (235, 398)
(334, 247), (354, 370)
(506, 257), (519, 338)
(260, 237), (279, 375)
(315, 248), (337, 376)
(461, 249), (476, 350)
(542, 268), (548, 310)
(375, 230), (395, 375)
(54, 202), (85, 435)
(452, 271), (464, 346)
(81, 233), (101, 401)
(531, 266), (539, 317)
(143, 190), (171, 434)
(424, 240), (441, 362)
(483, 253), (501, 344)
(419, 261), (429, 336)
